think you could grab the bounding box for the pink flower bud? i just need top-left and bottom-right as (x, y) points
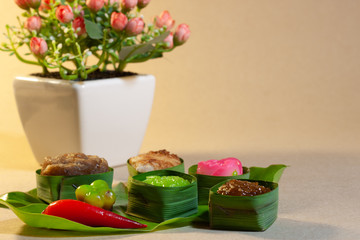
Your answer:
(30, 37), (48, 57)
(72, 17), (86, 36)
(125, 17), (144, 36)
(197, 158), (243, 176)
(110, 12), (128, 32)
(40, 0), (55, 11)
(163, 32), (173, 49)
(26, 0), (41, 9)
(174, 23), (190, 46)
(56, 5), (74, 24)
(14, 0), (30, 10)
(86, 0), (104, 12)
(104, 0), (119, 6)
(24, 16), (42, 32)
(121, 0), (138, 11)
(137, 0), (150, 9)
(155, 10), (175, 30)
(73, 5), (84, 17)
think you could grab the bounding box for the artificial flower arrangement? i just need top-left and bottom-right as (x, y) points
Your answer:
(1, 0), (190, 80)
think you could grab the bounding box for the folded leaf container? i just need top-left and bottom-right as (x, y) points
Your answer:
(188, 165), (250, 205)
(36, 168), (114, 203)
(209, 179), (279, 231)
(126, 170), (198, 222)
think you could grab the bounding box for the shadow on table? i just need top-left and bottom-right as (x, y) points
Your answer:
(191, 217), (348, 240)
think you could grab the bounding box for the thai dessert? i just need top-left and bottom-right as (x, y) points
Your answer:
(217, 179), (271, 196)
(36, 153), (113, 203)
(128, 149), (181, 173)
(40, 152), (109, 176)
(127, 170), (198, 222)
(143, 175), (191, 187)
(196, 158), (243, 176)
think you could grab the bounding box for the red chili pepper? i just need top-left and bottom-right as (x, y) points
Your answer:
(42, 199), (147, 229)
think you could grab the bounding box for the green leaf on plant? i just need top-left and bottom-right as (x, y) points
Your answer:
(119, 31), (170, 61)
(60, 0), (66, 5)
(84, 19), (103, 40)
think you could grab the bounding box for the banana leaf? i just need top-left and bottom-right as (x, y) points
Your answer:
(36, 168), (114, 203)
(127, 170), (198, 222)
(188, 165), (250, 205)
(127, 159), (185, 177)
(0, 184), (208, 233)
(209, 179), (278, 231)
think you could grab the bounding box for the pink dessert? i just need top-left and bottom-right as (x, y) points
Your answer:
(196, 158), (243, 176)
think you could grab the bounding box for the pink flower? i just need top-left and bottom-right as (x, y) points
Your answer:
(174, 23), (190, 46)
(163, 32), (173, 49)
(155, 10), (175, 30)
(104, 0), (119, 6)
(137, 0), (150, 9)
(72, 17), (86, 36)
(40, 0), (55, 11)
(121, 0), (137, 11)
(56, 5), (74, 24)
(125, 17), (144, 36)
(30, 37), (48, 57)
(14, 0), (30, 10)
(86, 0), (104, 12)
(24, 16), (42, 32)
(110, 12), (128, 32)
(73, 5), (84, 17)
(196, 158), (243, 176)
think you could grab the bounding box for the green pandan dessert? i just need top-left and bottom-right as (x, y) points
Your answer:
(143, 176), (190, 187)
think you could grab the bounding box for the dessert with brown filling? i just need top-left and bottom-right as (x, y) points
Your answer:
(217, 179), (271, 196)
(40, 152), (109, 176)
(128, 149), (181, 173)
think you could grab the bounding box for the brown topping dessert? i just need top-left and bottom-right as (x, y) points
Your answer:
(129, 149), (181, 173)
(41, 153), (109, 176)
(217, 179), (271, 196)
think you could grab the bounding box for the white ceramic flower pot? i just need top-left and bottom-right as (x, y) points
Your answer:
(13, 74), (155, 167)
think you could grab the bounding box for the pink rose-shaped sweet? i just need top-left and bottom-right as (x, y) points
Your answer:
(72, 17), (86, 36)
(137, 0), (150, 9)
(163, 32), (173, 49)
(24, 16), (42, 32)
(121, 0), (138, 11)
(155, 10), (175, 29)
(30, 37), (48, 57)
(56, 5), (74, 24)
(110, 12), (128, 32)
(14, 0), (30, 10)
(174, 23), (190, 46)
(125, 17), (144, 36)
(26, 0), (41, 9)
(86, 0), (104, 12)
(196, 158), (243, 176)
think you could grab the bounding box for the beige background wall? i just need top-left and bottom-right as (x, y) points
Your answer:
(0, 0), (359, 168)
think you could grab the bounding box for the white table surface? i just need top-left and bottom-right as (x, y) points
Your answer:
(0, 152), (359, 240)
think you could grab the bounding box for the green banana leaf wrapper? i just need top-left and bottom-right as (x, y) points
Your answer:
(127, 158), (185, 177)
(36, 168), (114, 203)
(126, 170), (198, 222)
(209, 179), (278, 231)
(188, 164), (250, 205)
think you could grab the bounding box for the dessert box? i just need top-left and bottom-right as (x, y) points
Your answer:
(126, 170), (198, 222)
(209, 179), (279, 231)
